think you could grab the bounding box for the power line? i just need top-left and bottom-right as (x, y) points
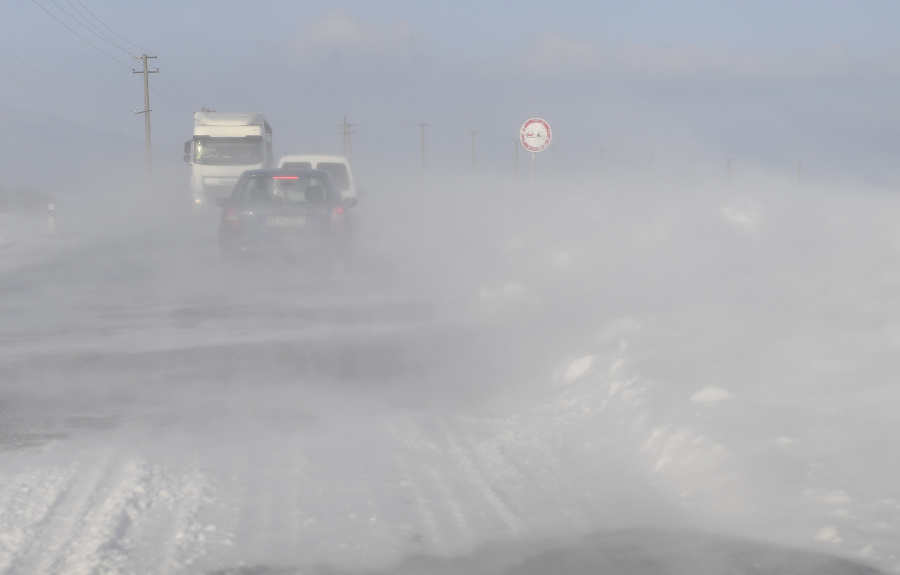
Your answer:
(0, 57), (130, 115)
(156, 62), (200, 108)
(150, 85), (186, 113)
(151, 81), (193, 114)
(49, 0), (132, 55)
(156, 69), (196, 110)
(61, 0), (110, 40)
(0, 39), (131, 110)
(30, 0), (131, 68)
(72, 0), (151, 54)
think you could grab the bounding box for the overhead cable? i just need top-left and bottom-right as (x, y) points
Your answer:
(30, 0), (131, 68)
(150, 83), (194, 115)
(153, 82), (194, 113)
(49, 0), (132, 55)
(0, 58), (131, 115)
(0, 39), (132, 110)
(71, 0), (151, 55)
(157, 62), (201, 109)
(157, 68), (197, 109)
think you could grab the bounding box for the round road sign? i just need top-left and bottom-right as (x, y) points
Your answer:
(520, 118), (552, 152)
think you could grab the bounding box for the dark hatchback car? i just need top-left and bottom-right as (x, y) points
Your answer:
(216, 169), (354, 263)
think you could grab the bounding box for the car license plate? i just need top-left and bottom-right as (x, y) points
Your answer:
(265, 216), (305, 228)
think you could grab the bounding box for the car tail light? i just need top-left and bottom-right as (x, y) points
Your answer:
(223, 206), (241, 230)
(330, 205), (347, 229)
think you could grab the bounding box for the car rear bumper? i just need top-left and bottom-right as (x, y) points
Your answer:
(218, 232), (351, 261)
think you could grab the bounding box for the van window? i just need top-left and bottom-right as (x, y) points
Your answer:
(282, 161), (312, 169)
(317, 162), (350, 191)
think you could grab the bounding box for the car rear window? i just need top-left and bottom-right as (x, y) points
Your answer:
(235, 174), (336, 203)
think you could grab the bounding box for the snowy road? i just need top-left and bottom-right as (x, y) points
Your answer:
(0, 179), (898, 574)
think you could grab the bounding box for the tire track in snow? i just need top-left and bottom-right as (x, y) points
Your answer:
(2, 449), (119, 575)
(221, 447), (271, 568)
(394, 454), (446, 554)
(436, 419), (525, 537)
(0, 465), (79, 574)
(125, 464), (213, 575)
(0, 443), (215, 575)
(424, 464), (472, 549)
(48, 458), (168, 574)
(388, 417), (477, 556)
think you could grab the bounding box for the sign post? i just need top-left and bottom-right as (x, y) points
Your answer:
(519, 118), (552, 182)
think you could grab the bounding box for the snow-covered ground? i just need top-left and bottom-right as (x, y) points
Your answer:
(1, 174), (898, 574)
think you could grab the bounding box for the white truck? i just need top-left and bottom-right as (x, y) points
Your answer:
(183, 111), (273, 207)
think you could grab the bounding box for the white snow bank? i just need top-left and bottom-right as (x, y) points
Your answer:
(559, 355), (595, 384)
(690, 386), (733, 405)
(599, 318), (642, 344)
(478, 283), (526, 301)
(720, 205), (760, 230)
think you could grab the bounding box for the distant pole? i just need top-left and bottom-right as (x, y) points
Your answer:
(598, 147), (604, 177)
(469, 131), (476, 173)
(418, 123), (426, 173)
(530, 151), (535, 182)
(340, 117), (354, 160)
(132, 54), (158, 171)
(797, 161), (803, 184)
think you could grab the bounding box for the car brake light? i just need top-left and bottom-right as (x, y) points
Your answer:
(330, 205), (347, 229)
(223, 206), (241, 230)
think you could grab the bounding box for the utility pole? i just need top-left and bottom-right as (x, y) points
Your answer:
(132, 54), (158, 171)
(418, 123), (426, 173)
(340, 117), (354, 160)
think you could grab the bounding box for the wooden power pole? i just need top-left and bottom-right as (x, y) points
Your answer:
(132, 54), (158, 171)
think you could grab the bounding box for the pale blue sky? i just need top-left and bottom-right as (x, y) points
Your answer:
(2, 1), (900, 178)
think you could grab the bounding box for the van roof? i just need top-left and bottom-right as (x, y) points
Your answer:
(279, 154), (350, 164)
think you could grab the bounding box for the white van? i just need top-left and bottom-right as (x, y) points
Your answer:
(277, 154), (358, 203)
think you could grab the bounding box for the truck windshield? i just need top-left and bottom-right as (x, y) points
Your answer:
(194, 137), (262, 166)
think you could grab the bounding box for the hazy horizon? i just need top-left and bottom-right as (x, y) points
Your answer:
(3, 3), (900, 186)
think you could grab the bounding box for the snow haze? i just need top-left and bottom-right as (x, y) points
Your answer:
(2, 2), (900, 574)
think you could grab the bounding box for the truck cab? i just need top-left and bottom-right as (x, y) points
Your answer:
(184, 111), (273, 209)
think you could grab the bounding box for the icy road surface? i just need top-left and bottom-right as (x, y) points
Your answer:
(0, 178), (898, 574)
